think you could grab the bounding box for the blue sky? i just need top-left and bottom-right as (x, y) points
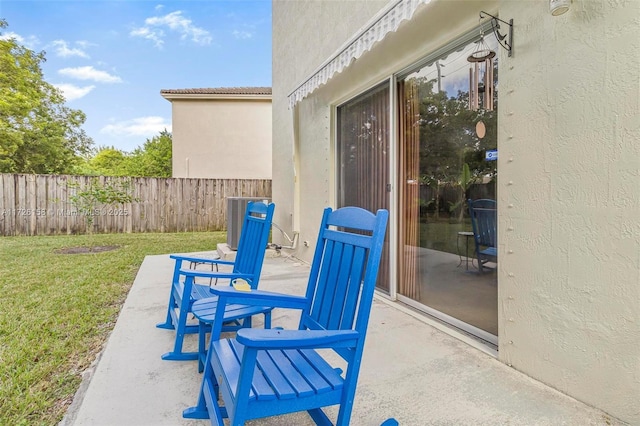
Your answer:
(0, 0), (272, 152)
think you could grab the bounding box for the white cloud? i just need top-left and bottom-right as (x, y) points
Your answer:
(52, 40), (90, 58)
(130, 26), (165, 48)
(75, 40), (92, 49)
(100, 116), (172, 137)
(53, 83), (96, 101)
(58, 66), (122, 83)
(0, 31), (40, 49)
(232, 30), (253, 39)
(130, 10), (212, 48)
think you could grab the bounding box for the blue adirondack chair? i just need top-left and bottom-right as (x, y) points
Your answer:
(183, 206), (389, 426)
(156, 201), (275, 361)
(467, 198), (497, 273)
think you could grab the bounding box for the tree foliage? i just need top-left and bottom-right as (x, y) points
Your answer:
(88, 147), (128, 176)
(410, 76), (497, 186)
(402, 71), (497, 221)
(125, 129), (172, 177)
(0, 19), (93, 174)
(68, 177), (138, 230)
(76, 130), (172, 178)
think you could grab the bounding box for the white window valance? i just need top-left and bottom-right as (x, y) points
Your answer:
(288, 0), (431, 109)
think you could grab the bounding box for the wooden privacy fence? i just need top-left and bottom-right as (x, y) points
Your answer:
(0, 174), (271, 236)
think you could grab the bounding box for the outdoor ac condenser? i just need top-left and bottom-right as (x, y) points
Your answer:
(226, 197), (270, 250)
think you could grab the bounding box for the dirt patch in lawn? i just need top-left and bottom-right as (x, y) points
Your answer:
(56, 245), (120, 255)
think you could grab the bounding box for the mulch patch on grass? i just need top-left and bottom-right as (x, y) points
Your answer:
(55, 245), (120, 254)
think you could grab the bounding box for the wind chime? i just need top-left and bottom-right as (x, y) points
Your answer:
(468, 29), (495, 111)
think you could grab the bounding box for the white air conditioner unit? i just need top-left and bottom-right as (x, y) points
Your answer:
(226, 197), (270, 250)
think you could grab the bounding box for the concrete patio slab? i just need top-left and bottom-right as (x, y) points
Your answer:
(61, 252), (624, 426)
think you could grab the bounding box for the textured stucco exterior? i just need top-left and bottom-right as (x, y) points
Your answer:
(164, 95), (272, 179)
(498, 1), (640, 423)
(272, 0), (389, 247)
(273, 0), (640, 424)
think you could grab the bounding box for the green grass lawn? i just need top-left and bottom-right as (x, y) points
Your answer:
(0, 232), (225, 425)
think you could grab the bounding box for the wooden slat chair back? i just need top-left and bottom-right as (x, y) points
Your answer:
(157, 201), (275, 360)
(467, 198), (497, 273)
(183, 206), (389, 426)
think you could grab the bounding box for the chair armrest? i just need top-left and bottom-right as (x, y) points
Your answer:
(208, 286), (309, 310)
(178, 268), (253, 281)
(170, 254), (235, 267)
(236, 329), (359, 349)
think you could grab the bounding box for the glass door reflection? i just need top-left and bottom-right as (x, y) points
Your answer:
(397, 36), (498, 338)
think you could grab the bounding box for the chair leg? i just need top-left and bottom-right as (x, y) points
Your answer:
(161, 305), (198, 361)
(182, 403), (210, 421)
(308, 408), (334, 426)
(184, 339), (223, 423)
(202, 376), (227, 425)
(241, 316), (252, 329)
(158, 259), (184, 329)
(156, 291), (176, 330)
(477, 255), (484, 273)
(183, 380), (227, 424)
(198, 321), (207, 373)
(264, 311), (271, 329)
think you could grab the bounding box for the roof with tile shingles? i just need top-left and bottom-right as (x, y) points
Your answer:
(160, 87), (271, 95)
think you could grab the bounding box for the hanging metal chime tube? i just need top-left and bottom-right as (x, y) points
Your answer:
(483, 57), (494, 111)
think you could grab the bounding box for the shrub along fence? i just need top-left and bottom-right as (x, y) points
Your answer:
(0, 174), (271, 236)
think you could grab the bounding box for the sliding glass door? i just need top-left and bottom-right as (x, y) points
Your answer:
(397, 36), (499, 339)
(335, 33), (499, 341)
(336, 82), (391, 292)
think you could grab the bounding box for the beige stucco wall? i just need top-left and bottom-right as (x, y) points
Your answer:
(272, 0), (389, 247)
(498, 1), (640, 423)
(170, 98), (272, 179)
(273, 0), (640, 424)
